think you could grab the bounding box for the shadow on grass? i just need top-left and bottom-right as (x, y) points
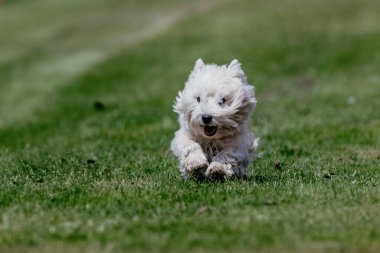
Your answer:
(189, 174), (281, 184)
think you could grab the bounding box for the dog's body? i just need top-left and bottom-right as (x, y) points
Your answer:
(170, 59), (259, 180)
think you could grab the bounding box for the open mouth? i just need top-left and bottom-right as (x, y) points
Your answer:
(203, 126), (217, 136)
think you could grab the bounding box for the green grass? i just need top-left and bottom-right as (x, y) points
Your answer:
(1, 0), (380, 252)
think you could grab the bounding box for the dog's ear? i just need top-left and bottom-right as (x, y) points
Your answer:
(193, 58), (205, 72)
(228, 59), (245, 80)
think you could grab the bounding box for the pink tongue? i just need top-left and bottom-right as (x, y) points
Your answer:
(204, 126), (217, 136)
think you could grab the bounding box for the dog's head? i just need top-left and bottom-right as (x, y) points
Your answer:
(174, 59), (256, 139)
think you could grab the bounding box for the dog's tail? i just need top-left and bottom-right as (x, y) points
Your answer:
(248, 134), (263, 160)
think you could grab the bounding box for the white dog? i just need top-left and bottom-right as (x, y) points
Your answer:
(170, 59), (259, 180)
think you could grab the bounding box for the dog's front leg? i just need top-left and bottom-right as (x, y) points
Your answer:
(206, 148), (243, 180)
(205, 162), (234, 180)
(170, 130), (208, 179)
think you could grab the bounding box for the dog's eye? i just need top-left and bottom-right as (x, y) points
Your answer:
(219, 98), (226, 105)
(196, 96), (201, 103)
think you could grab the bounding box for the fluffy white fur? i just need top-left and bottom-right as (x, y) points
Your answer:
(170, 59), (259, 180)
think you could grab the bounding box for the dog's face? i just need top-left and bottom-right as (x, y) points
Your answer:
(174, 59), (256, 139)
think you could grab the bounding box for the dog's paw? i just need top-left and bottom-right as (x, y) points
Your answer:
(205, 162), (234, 181)
(182, 150), (208, 180)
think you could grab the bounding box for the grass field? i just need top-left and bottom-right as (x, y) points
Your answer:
(1, 0), (380, 252)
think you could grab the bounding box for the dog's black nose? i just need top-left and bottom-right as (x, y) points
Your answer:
(202, 115), (212, 125)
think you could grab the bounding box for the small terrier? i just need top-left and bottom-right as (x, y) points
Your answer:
(171, 59), (259, 180)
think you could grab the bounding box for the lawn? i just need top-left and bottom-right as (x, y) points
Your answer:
(0, 0), (380, 252)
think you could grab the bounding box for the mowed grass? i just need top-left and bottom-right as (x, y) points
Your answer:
(1, 0), (380, 252)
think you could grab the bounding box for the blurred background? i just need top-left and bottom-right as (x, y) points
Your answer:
(1, 0), (380, 252)
(1, 0), (379, 129)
